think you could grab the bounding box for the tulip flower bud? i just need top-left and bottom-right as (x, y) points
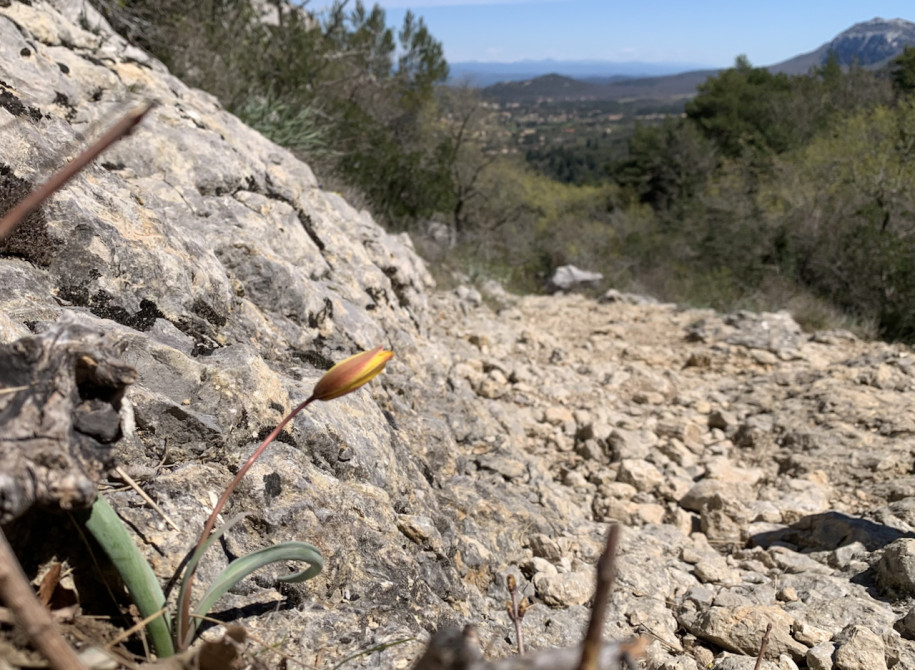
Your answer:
(310, 346), (394, 401)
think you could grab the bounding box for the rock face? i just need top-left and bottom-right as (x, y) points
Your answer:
(2, 2), (915, 669)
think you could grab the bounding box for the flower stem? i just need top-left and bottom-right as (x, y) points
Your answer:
(177, 395), (316, 647)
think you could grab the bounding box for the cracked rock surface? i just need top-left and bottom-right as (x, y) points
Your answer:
(2, 2), (915, 669)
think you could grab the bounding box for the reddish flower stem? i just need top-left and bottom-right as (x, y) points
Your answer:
(177, 395), (316, 647)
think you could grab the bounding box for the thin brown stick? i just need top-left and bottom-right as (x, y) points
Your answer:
(0, 526), (88, 670)
(577, 524), (620, 670)
(0, 102), (155, 241)
(506, 574), (525, 655)
(753, 623), (773, 670)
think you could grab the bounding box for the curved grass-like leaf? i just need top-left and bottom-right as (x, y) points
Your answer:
(187, 541), (323, 639)
(82, 496), (175, 658)
(175, 514), (247, 648)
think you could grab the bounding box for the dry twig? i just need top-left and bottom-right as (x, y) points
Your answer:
(577, 524), (620, 670)
(753, 623), (773, 670)
(505, 574), (527, 656)
(0, 102), (154, 241)
(115, 466), (181, 532)
(0, 526), (88, 670)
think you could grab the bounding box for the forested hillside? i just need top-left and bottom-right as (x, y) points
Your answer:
(98, 1), (915, 342)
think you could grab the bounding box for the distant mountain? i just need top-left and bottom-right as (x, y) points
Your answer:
(590, 69), (721, 101)
(483, 69), (720, 104)
(482, 17), (915, 104)
(482, 74), (598, 103)
(449, 59), (713, 87)
(771, 17), (915, 74)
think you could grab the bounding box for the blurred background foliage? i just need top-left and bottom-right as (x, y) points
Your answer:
(98, 0), (915, 342)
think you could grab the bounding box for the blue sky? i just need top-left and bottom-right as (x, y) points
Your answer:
(353, 0), (915, 66)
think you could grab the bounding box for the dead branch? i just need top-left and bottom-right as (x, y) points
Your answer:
(0, 102), (154, 241)
(0, 526), (88, 670)
(577, 524), (620, 670)
(753, 623), (773, 670)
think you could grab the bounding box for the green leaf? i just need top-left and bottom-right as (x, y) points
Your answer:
(82, 496), (175, 658)
(188, 541), (323, 638)
(175, 513), (248, 648)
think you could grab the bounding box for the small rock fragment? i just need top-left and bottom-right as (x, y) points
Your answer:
(876, 538), (915, 597)
(806, 642), (835, 670)
(617, 458), (664, 493)
(833, 624), (887, 670)
(533, 571), (593, 607)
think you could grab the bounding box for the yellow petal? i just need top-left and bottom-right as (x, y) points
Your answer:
(310, 346), (394, 401)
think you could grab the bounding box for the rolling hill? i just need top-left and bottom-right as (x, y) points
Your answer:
(482, 17), (915, 104)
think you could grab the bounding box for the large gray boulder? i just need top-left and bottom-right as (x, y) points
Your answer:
(547, 264), (603, 293)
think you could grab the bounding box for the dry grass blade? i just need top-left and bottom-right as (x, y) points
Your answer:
(0, 102), (154, 241)
(104, 606), (168, 651)
(115, 465), (181, 532)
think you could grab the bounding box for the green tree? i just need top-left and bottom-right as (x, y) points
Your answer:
(325, 3), (454, 222)
(617, 118), (717, 213)
(686, 56), (792, 157)
(892, 46), (915, 96)
(763, 102), (915, 339)
(686, 53), (890, 163)
(396, 11), (449, 107)
(100, 0), (454, 224)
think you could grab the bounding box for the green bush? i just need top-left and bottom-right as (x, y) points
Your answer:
(235, 93), (332, 158)
(99, 0), (452, 224)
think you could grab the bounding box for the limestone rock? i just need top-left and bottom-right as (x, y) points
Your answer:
(895, 606), (915, 640)
(533, 571), (593, 607)
(608, 427), (659, 461)
(806, 642), (835, 670)
(617, 458), (664, 493)
(681, 479), (755, 513)
(678, 605), (807, 661)
(833, 625), (888, 670)
(876, 538), (915, 597)
(547, 265), (603, 293)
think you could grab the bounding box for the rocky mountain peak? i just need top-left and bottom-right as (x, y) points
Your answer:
(828, 16), (915, 66)
(772, 16), (915, 74)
